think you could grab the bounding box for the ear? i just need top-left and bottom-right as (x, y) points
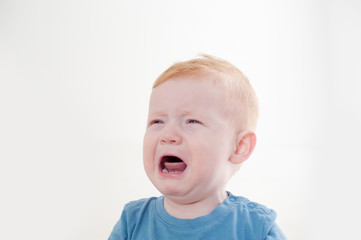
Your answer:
(229, 130), (257, 165)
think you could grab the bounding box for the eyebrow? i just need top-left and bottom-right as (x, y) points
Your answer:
(182, 110), (197, 116)
(149, 110), (199, 115)
(147, 111), (167, 117)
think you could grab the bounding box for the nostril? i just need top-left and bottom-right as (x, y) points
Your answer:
(160, 138), (177, 144)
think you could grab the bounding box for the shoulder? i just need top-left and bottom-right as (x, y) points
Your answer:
(108, 197), (161, 240)
(227, 193), (279, 238)
(122, 196), (159, 217)
(228, 193), (276, 218)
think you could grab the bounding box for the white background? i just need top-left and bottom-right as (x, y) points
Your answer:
(1, 0), (360, 239)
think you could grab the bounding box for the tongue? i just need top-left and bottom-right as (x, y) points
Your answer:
(164, 162), (187, 172)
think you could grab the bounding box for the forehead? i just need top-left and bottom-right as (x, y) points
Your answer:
(149, 77), (226, 112)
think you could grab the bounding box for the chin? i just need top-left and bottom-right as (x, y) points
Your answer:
(155, 183), (189, 199)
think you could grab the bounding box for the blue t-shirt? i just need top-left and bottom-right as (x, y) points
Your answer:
(109, 192), (286, 240)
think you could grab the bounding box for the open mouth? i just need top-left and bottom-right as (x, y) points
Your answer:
(160, 156), (187, 173)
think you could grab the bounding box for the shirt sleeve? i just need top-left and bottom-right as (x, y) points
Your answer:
(264, 222), (287, 240)
(108, 209), (128, 240)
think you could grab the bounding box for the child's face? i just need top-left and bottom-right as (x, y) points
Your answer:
(143, 76), (238, 202)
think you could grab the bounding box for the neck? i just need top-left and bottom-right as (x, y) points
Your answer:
(163, 191), (228, 219)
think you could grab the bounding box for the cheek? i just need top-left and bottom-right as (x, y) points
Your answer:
(183, 124), (200, 133)
(143, 143), (155, 176)
(143, 133), (156, 166)
(195, 134), (234, 162)
(143, 130), (157, 149)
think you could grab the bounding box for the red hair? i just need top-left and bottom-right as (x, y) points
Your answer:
(153, 54), (259, 131)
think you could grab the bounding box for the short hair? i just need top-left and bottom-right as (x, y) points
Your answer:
(153, 54), (259, 131)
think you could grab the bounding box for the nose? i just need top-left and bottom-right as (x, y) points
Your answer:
(160, 124), (182, 145)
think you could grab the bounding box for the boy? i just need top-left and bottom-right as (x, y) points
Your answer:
(109, 55), (286, 239)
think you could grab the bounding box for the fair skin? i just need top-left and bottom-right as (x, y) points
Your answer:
(143, 76), (256, 219)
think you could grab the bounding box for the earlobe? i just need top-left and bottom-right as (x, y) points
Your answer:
(229, 130), (257, 165)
